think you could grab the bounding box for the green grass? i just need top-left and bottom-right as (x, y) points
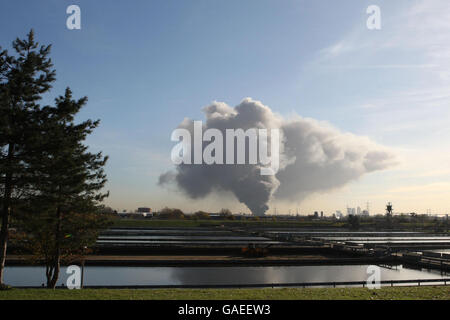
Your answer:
(112, 219), (346, 229)
(113, 219), (213, 228)
(112, 218), (446, 231)
(0, 286), (449, 300)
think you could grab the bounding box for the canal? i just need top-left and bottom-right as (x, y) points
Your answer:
(4, 264), (448, 287)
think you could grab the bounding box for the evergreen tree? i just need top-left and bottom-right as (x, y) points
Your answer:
(18, 88), (109, 288)
(0, 30), (55, 286)
(347, 214), (360, 230)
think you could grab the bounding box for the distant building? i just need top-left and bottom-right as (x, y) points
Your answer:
(137, 207), (153, 217)
(209, 213), (222, 220)
(118, 207), (153, 218)
(361, 210), (370, 217)
(357, 207), (361, 215)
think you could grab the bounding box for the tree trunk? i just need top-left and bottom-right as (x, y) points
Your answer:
(0, 143), (14, 285)
(47, 256), (60, 289)
(0, 202), (10, 285)
(47, 206), (62, 289)
(46, 265), (53, 287)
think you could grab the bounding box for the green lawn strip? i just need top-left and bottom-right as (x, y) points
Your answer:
(110, 218), (449, 232)
(0, 286), (449, 300)
(112, 219), (345, 229)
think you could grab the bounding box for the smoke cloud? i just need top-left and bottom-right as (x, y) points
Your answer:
(159, 98), (396, 216)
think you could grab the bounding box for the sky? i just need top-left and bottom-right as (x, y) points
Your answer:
(1, 0), (450, 215)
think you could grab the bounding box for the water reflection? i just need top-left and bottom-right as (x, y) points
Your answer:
(4, 265), (448, 287)
(170, 265), (446, 285)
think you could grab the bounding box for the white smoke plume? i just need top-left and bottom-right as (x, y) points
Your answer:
(159, 98), (397, 216)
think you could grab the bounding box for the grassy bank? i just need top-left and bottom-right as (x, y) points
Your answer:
(0, 286), (449, 300)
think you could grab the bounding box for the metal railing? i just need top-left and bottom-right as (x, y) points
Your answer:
(18, 278), (450, 289)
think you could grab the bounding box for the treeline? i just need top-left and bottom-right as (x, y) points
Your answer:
(0, 31), (110, 289)
(345, 214), (449, 232)
(155, 208), (236, 220)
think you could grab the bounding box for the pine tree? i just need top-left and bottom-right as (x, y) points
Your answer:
(18, 88), (109, 288)
(0, 30), (55, 286)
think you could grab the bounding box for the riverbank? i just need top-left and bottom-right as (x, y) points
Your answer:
(0, 286), (449, 300)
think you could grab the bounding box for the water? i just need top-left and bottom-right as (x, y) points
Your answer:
(311, 235), (450, 245)
(265, 231), (424, 235)
(4, 265), (447, 287)
(319, 237), (450, 241)
(431, 249), (450, 254)
(96, 240), (282, 245)
(104, 229), (234, 235)
(98, 229), (276, 246)
(98, 236), (270, 241)
(97, 229), (450, 247)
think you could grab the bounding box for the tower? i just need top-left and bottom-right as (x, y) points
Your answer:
(386, 202), (393, 217)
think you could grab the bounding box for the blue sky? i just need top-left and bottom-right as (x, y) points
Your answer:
(2, 0), (450, 214)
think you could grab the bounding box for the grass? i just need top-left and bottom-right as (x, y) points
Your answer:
(0, 286), (449, 300)
(112, 219), (346, 229)
(111, 218), (446, 232)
